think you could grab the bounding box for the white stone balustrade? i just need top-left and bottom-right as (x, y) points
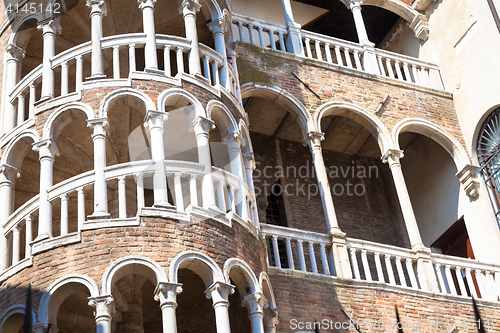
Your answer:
(232, 15), (288, 52)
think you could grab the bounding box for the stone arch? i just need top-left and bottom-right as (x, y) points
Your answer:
(258, 272), (277, 310)
(315, 101), (394, 155)
(9, 13), (45, 49)
(101, 255), (169, 295)
(42, 102), (95, 141)
(38, 274), (99, 324)
(157, 88), (206, 119)
(241, 83), (316, 137)
(206, 100), (238, 138)
(392, 118), (470, 170)
(223, 258), (260, 296)
(169, 250), (224, 287)
(238, 120), (254, 156)
(198, 0), (223, 22)
(470, 104), (500, 164)
(100, 88), (156, 119)
(1, 129), (40, 169)
(0, 304), (36, 333)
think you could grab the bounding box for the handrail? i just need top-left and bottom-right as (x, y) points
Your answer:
(3, 195), (39, 234)
(301, 29), (364, 52)
(51, 41), (92, 69)
(9, 64), (42, 102)
(232, 13), (288, 34)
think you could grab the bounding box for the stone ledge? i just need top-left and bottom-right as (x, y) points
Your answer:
(31, 232), (82, 255)
(0, 257), (33, 283)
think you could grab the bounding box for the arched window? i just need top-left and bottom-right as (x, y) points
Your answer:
(477, 107), (500, 221)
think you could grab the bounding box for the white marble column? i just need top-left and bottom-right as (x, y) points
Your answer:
(0, 165), (19, 270)
(86, 0), (107, 79)
(263, 308), (278, 333)
(138, 0), (159, 71)
(244, 152), (260, 225)
(180, 0), (202, 75)
(4, 44), (25, 132)
(205, 282), (235, 333)
(145, 111), (173, 208)
(223, 132), (249, 220)
(154, 282), (183, 333)
(87, 119), (111, 219)
(280, 0), (304, 56)
(88, 295), (114, 333)
(243, 292), (267, 333)
(38, 19), (61, 100)
(32, 139), (59, 240)
(193, 116), (217, 209)
(207, 18), (229, 88)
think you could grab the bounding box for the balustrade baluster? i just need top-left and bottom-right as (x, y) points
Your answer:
(272, 236), (281, 268)
(444, 265), (457, 295)
(374, 252), (385, 283)
(17, 93), (25, 126)
(190, 175), (198, 207)
(304, 38), (312, 58)
(25, 215), (32, 258)
(315, 40), (323, 61)
(455, 266), (468, 297)
(395, 60), (404, 80)
(285, 238), (295, 270)
(136, 174), (145, 210)
(203, 56), (211, 82)
(257, 27), (266, 47)
(411, 64), (421, 85)
(344, 48), (353, 68)
(113, 46), (120, 79)
(228, 185), (237, 213)
(77, 187), (85, 230)
(176, 47), (184, 75)
(353, 50), (362, 70)
(29, 84), (36, 119)
(76, 55), (83, 91)
(278, 32), (286, 52)
(118, 176), (127, 218)
(237, 22), (244, 42)
(163, 45), (171, 77)
(129, 44), (136, 73)
(297, 239), (306, 272)
(434, 264), (447, 293)
(386, 58), (395, 79)
(217, 181), (226, 213)
(269, 30), (276, 50)
(60, 193), (69, 236)
(248, 24), (256, 45)
(173, 173), (184, 212)
(385, 254), (396, 285)
(403, 62), (412, 82)
(395, 257), (407, 287)
(320, 243), (330, 275)
(475, 270), (487, 299)
(465, 268), (477, 298)
(325, 43), (332, 63)
(12, 226), (21, 265)
(420, 67), (430, 87)
(334, 45), (343, 66)
(361, 250), (372, 281)
(211, 62), (219, 86)
(485, 271), (496, 301)
(61, 61), (69, 96)
(308, 242), (318, 274)
(406, 258), (418, 289)
(350, 248), (361, 280)
(377, 56), (386, 76)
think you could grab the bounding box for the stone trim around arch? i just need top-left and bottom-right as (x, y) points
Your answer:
(392, 118), (471, 170)
(169, 250), (225, 287)
(42, 102), (96, 140)
(314, 101), (394, 155)
(101, 255), (169, 295)
(0, 304), (36, 332)
(37, 274), (99, 324)
(259, 271), (277, 310)
(240, 83), (316, 138)
(100, 88), (156, 119)
(1, 129), (40, 168)
(238, 120), (254, 156)
(223, 258), (260, 294)
(157, 88), (206, 119)
(8, 12), (45, 47)
(206, 100), (239, 138)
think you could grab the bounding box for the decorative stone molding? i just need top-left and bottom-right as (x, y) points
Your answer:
(456, 164), (481, 198)
(32, 138), (60, 159)
(410, 14), (429, 41)
(381, 149), (404, 167)
(154, 282), (183, 307)
(0, 164), (20, 184)
(205, 281), (235, 306)
(303, 131), (324, 150)
(413, 0), (434, 11)
(242, 291), (268, 315)
(87, 0), (107, 15)
(5, 44), (25, 61)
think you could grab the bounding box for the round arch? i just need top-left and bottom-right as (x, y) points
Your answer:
(101, 255), (168, 295)
(169, 250), (224, 287)
(238, 120), (254, 156)
(0, 304), (36, 333)
(258, 272), (277, 309)
(314, 101), (394, 155)
(38, 274), (99, 324)
(470, 104), (500, 164)
(42, 102), (95, 140)
(100, 88), (156, 119)
(392, 118), (470, 170)
(223, 258), (260, 296)
(241, 83), (316, 137)
(1, 129), (40, 168)
(158, 88), (206, 118)
(8, 13), (44, 48)
(206, 100), (238, 138)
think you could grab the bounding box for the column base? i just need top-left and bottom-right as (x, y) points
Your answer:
(33, 233), (52, 242)
(145, 67), (164, 75)
(86, 74), (107, 81)
(153, 201), (176, 209)
(330, 232), (353, 280)
(87, 212), (111, 220)
(34, 95), (53, 106)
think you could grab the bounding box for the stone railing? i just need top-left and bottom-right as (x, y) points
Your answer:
(7, 34), (231, 131)
(2, 159), (256, 277)
(232, 14), (445, 90)
(262, 224), (500, 302)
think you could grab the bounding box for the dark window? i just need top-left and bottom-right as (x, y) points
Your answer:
(265, 181), (287, 227)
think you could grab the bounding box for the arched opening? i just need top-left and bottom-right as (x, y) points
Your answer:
(45, 282), (96, 333)
(0, 312), (25, 333)
(209, 107), (234, 172)
(225, 262), (256, 333)
(399, 132), (465, 254)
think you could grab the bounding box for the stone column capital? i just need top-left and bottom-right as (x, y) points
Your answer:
(0, 164), (20, 184)
(87, 118), (109, 138)
(5, 44), (25, 61)
(154, 282), (183, 308)
(138, 0), (156, 10)
(37, 19), (62, 35)
(381, 149), (404, 166)
(207, 15), (230, 35)
(304, 131), (325, 150)
(456, 164), (481, 198)
(178, 0), (201, 16)
(88, 295), (114, 320)
(242, 292), (268, 315)
(86, 0), (107, 15)
(243, 152), (256, 170)
(348, 0), (363, 10)
(222, 131), (246, 150)
(192, 116), (216, 136)
(205, 281), (235, 307)
(145, 110), (168, 129)
(32, 139), (59, 159)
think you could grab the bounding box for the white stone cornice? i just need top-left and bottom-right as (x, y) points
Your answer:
(456, 164), (481, 198)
